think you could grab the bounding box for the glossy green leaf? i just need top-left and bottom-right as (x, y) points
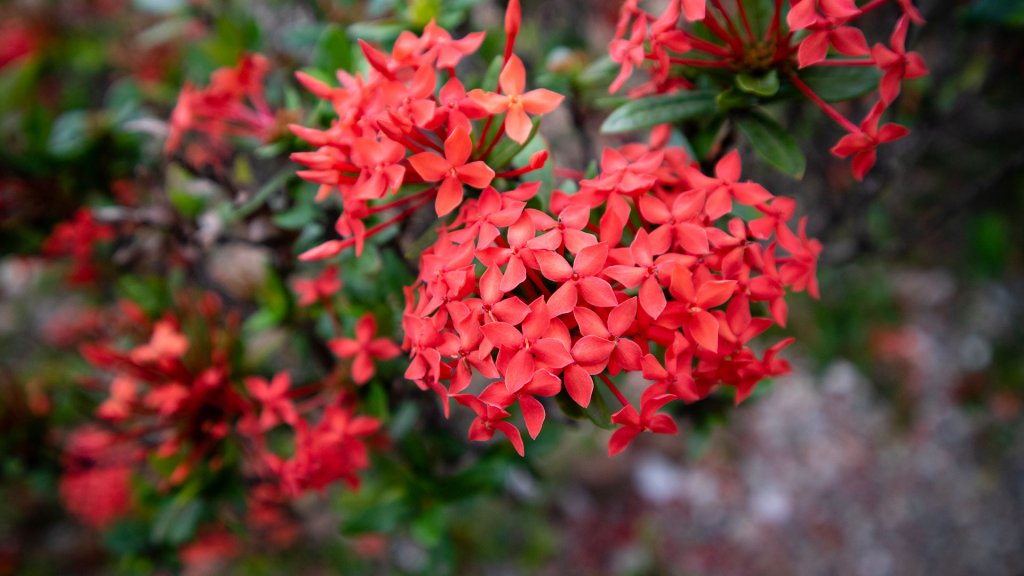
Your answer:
(555, 375), (615, 430)
(151, 498), (204, 546)
(47, 110), (93, 157)
(715, 87), (757, 112)
(797, 65), (882, 102)
(486, 116), (541, 170)
(314, 24), (353, 74)
(736, 70), (780, 97)
(735, 109), (806, 178)
(347, 21), (407, 44)
(601, 90), (718, 134)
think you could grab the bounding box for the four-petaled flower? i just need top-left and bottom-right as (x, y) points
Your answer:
(409, 126), (496, 217)
(329, 314), (402, 384)
(831, 102), (910, 180)
(608, 391), (679, 456)
(469, 55), (564, 144)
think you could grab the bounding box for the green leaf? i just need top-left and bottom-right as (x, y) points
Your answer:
(966, 0), (1024, 26)
(168, 189), (205, 219)
(229, 168), (294, 221)
(715, 87), (756, 112)
(745, 0), (778, 36)
(47, 110), (94, 157)
(347, 21), (407, 44)
(577, 56), (618, 88)
(734, 109), (806, 178)
(410, 505), (446, 547)
(736, 70), (779, 97)
(314, 24), (353, 74)
(796, 66), (882, 102)
(601, 90), (718, 134)
(407, 0), (443, 27)
(366, 382), (390, 422)
(691, 115), (725, 161)
(481, 55), (504, 95)
(555, 376), (615, 430)
(273, 202), (317, 230)
(151, 498), (204, 546)
(132, 0), (185, 13)
(486, 117), (541, 170)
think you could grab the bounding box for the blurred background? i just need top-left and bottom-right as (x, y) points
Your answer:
(1, 0), (1023, 574)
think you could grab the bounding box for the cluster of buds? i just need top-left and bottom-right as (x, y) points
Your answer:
(165, 54), (281, 169)
(63, 292), (380, 530)
(609, 0), (927, 179)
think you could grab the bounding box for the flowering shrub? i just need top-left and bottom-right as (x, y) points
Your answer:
(1, 0), (930, 568)
(64, 291), (380, 539)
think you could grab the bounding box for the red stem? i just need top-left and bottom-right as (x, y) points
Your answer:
(735, 0), (757, 43)
(330, 196), (434, 253)
(668, 57), (734, 69)
(700, 9), (745, 56)
(475, 116), (495, 154)
(710, 0), (746, 46)
(598, 373), (629, 407)
(478, 122), (506, 161)
(495, 164), (540, 179)
(787, 71), (861, 132)
(767, 0), (784, 44)
(407, 127), (443, 152)
(816, 58), (875, 66)
(366, 186), (435, 215)
(683, 32), (734, 59)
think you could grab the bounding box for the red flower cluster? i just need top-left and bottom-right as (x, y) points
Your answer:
(166, 54), (280, 169)
(59, 427), (137, 529)
(69, 292), (380, 525)
(608, 0), (927, 179)
(401, 139), (819, 456)
(291, 9), (561, 259)
(42, 208), (114, 285)
(289, 2), (821, 457)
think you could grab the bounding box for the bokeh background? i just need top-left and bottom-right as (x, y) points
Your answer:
(2, 0), (1023, 574)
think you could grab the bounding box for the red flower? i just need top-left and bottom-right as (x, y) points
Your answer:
(608, 391), (679, 456)
(685, 150), (773, 221)
(166, 54), (277, 168)
(534, 242), (619, 316)
(292, 265), (342, 307)
(831, 102), (910, 180)
(409, 126), (495, 216)
(609, 15), (648, 93)
(571, 297), (644, 375)
(130, 320), (188, 364)
(329, 314), (401, 384)
(245, 372), (300, 431)
(664, 266), (737, 353)
(480, 298), (573, 393)
(872, 16), (928, 105)
(432, 78), (488, 133)
(777, 217), (823, 299)
(480, 370), (561, 440)
(469, 55), (565, 144)
(422, 20), (486, 68)
(453, 394), (525, 456)
(351, 137), (408, 200)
